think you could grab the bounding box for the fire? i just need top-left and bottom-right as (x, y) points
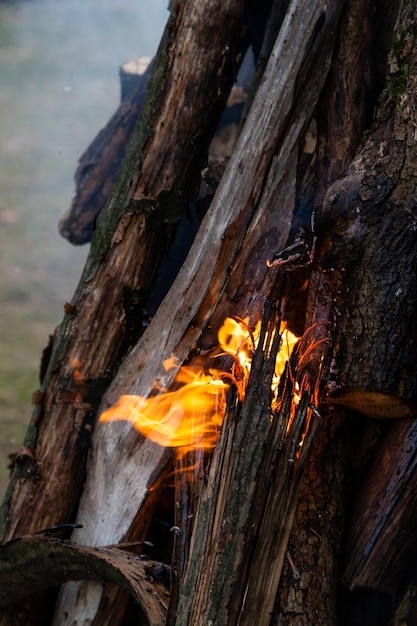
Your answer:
(100, 372), (228, 453)
(217, 316), (299, 403)
(99, 317), (300, 454)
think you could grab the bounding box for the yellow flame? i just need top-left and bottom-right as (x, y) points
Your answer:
(100, 375), (227, 454)
(99, 317), (300, 453)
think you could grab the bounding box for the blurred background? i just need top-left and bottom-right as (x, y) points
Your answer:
(0, 0), (167, 498)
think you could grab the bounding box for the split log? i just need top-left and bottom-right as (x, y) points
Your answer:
(173, 305), (324, 626)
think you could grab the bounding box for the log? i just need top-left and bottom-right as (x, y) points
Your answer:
(314, 0), (417, 400)
(343, 418), (417, 593)
(59, 58), (153, 245)
(271, 0), (411, 620)
(282, 0), (417, 619)
(0, 535), (169, 625)
(173, 306), (323, 626)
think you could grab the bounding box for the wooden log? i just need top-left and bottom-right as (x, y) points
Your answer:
(173, 304), (323, 626)
(59, 59), (153, 245)
(269, 1), (405, 621)
(0, 535), (169, 625)
(343, 418), (417, 593)
(279, 1), (417, 620)
(314, 4), (417, 401)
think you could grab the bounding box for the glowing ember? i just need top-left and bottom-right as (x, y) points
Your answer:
(99, 317), (300, 453)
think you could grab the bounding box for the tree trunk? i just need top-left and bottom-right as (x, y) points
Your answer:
(1, 0), (417, 625)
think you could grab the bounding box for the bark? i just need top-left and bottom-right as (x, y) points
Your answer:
(0, 535), (168, 625)
(315, 0), (417, 403)
(275, 0), (417, 622)
(273, 409), (345, 626)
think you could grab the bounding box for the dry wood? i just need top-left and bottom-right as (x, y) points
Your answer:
(59, 59), (153, 245)
(173, 305), (323, 626)
(343, 418), (417, 593)
(0, 535), (168, 625)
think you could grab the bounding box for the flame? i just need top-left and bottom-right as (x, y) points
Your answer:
(218, 316), (299, 403)
(99, 317), (300, 454)
(100, 375), (227, 452)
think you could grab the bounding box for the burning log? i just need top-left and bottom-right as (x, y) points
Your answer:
(172, 305), (324, 626)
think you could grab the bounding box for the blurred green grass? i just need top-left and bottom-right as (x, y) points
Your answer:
(0, 0), (166, 498)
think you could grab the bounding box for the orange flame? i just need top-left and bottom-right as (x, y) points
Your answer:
(218, 316), (299, 403)
(99, 317), (300, 454)
(100, 372), (228, 454)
